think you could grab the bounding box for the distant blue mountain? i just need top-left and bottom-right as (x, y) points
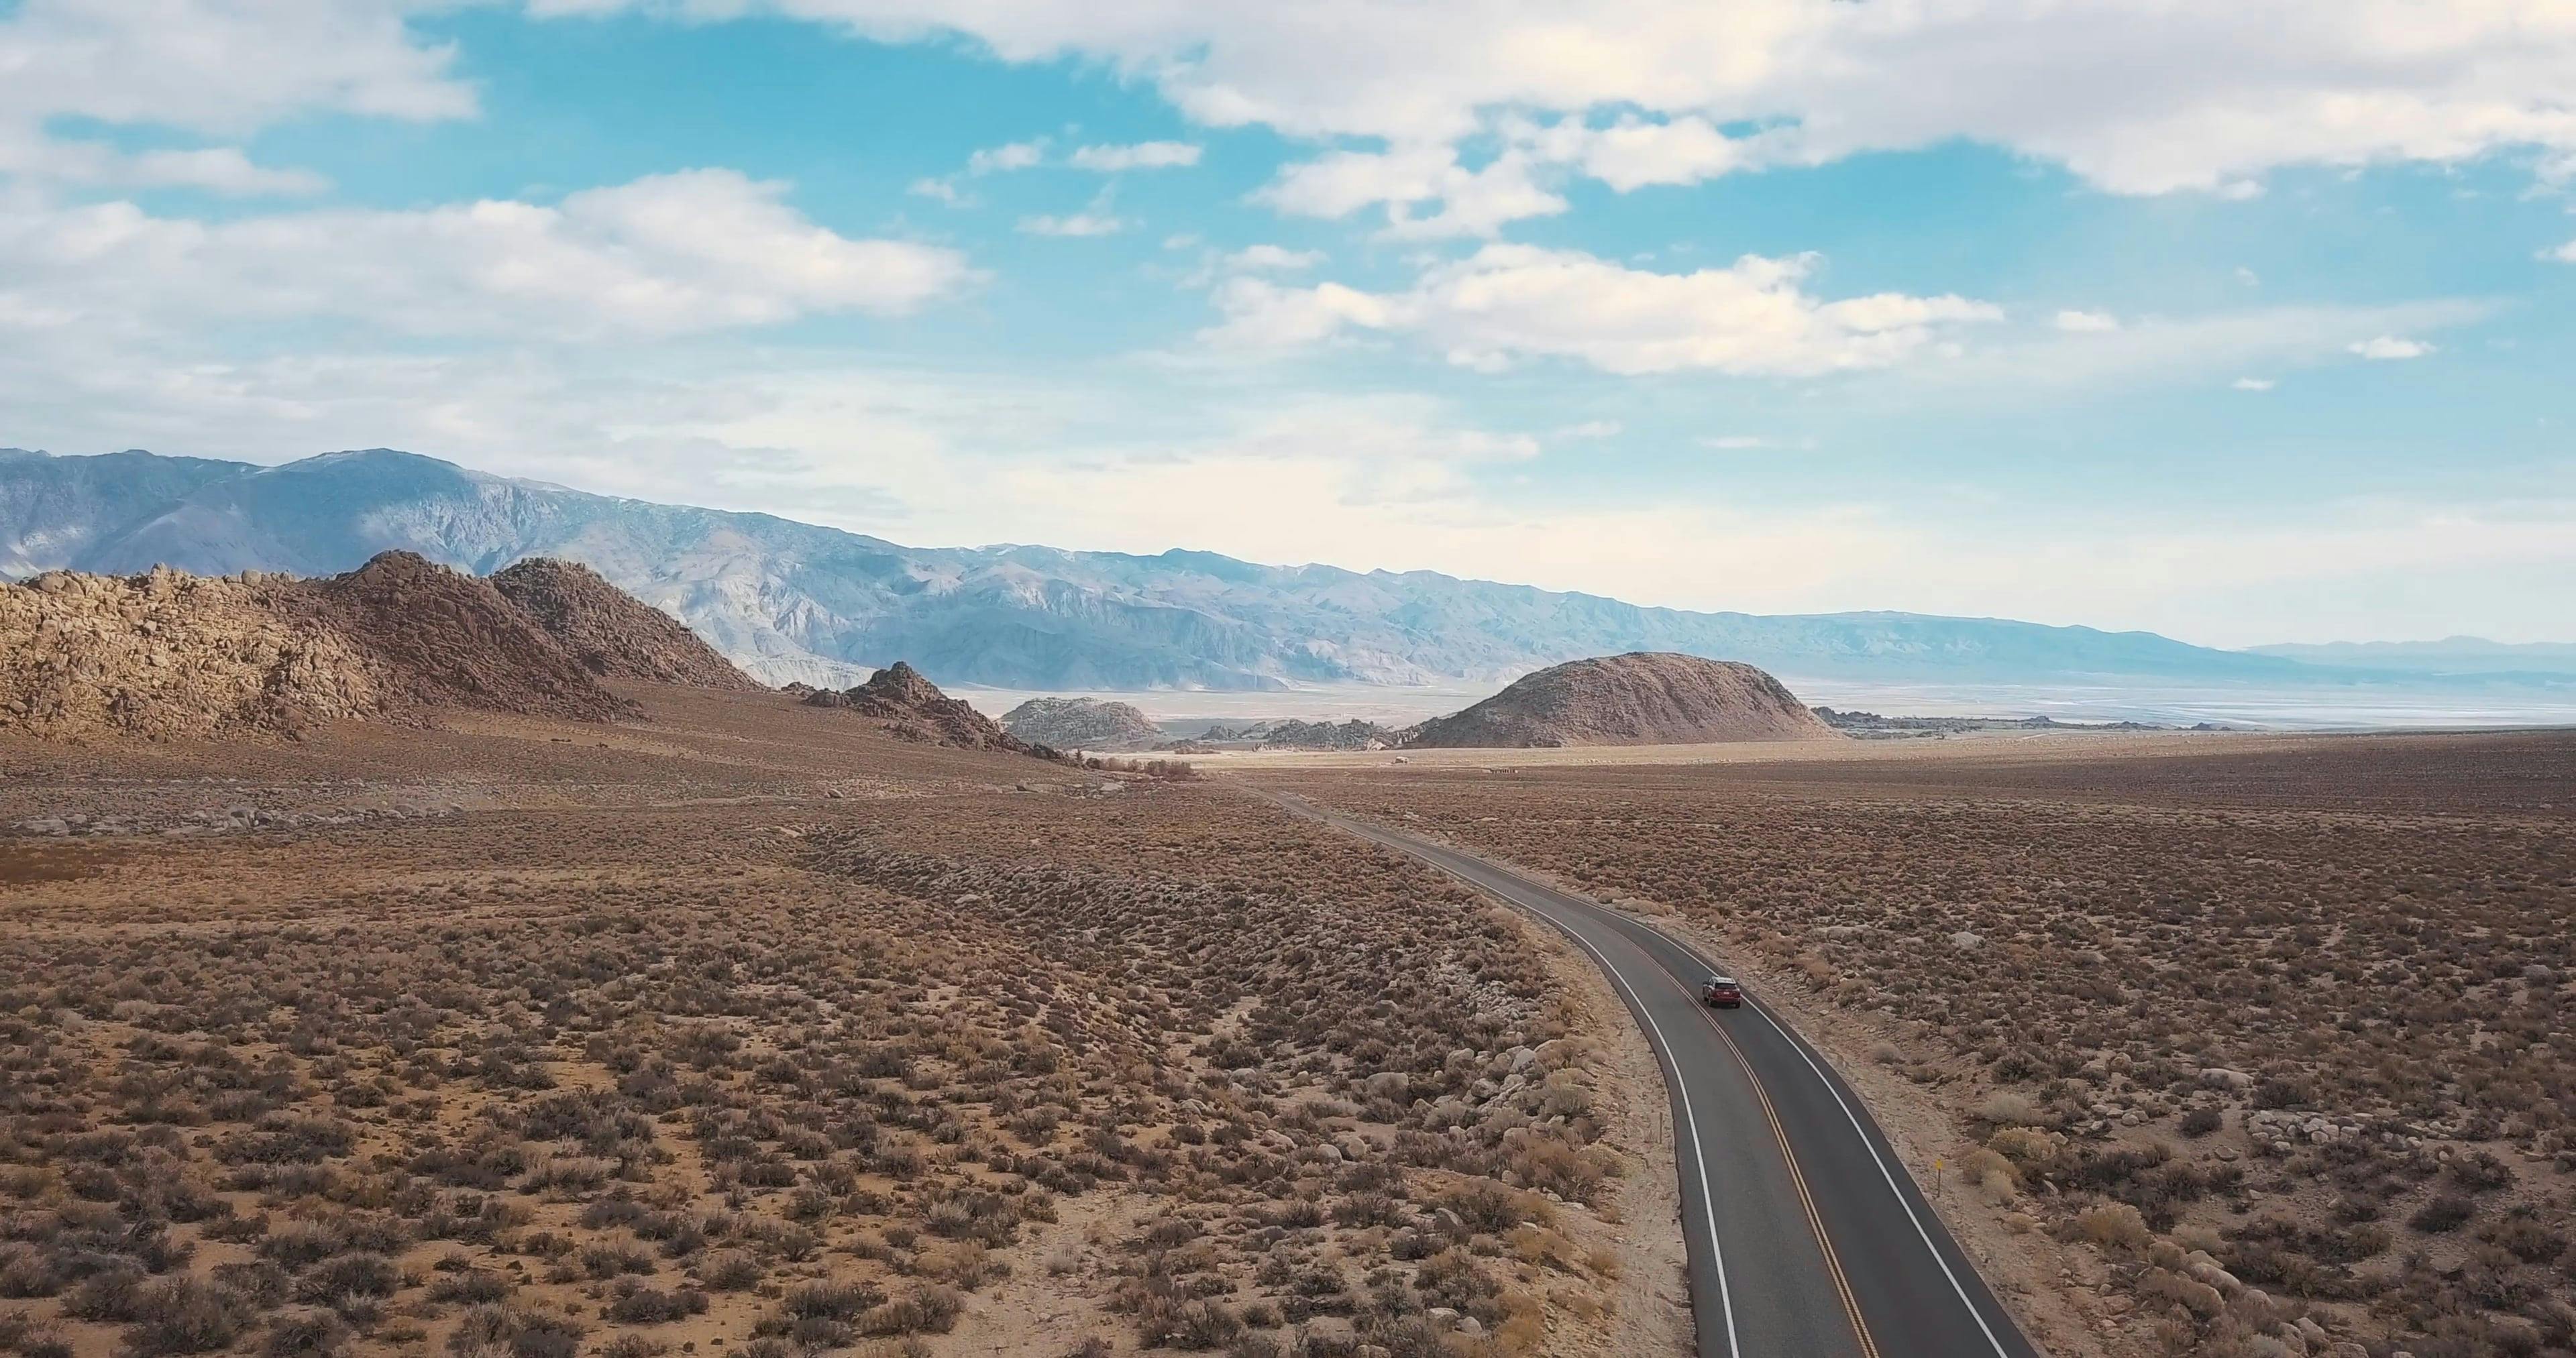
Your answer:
(2251, 638), (2576, 678)
(0, 445), (2459, 693)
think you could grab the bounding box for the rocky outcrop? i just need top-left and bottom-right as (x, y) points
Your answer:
(260, 551), (637, 724)
(489, 557), (759, 689)
(804, 662), (1026, 752)
(0, 551), (678, 741)
(1405, 653), (1838, 748)
(0, 566), (385, 740)
(999, 696), (1161, 750)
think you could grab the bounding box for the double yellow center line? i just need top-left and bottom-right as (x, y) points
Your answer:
(1686, 987), (1883, 1358)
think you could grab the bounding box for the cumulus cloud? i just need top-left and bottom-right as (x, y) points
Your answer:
(1226, 244), (1326, 271)
(1019, 211), (1126, 237)
(2349, 335), (2436, 360)
(1252, 144), (1566, 238)
(2544, 238), (2576, 263)
(0, 170), (975, 341)
(0, 133), (332, 196)
(2233, 377), (2277, 391)
(2054, 310), (2122, 333)
(967, 140), (1048, 174)
(0, 0), (469, 191)
(1206, 245), (2000, 376)
(1069, 141), (1202, 171)
(545, 1), (2576, 208)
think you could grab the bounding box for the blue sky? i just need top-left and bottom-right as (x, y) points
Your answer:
(3, 1), (2572, 646)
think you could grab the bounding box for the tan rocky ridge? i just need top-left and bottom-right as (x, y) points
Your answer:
(803, 661), (1028, 751)
(0, 551), (769, 740)
(998, 695), (1161, 750)
(1406, 650), (1839, 748)
(0, 565), (384, 741)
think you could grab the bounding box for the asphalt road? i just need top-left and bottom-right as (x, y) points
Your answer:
(1270, 793), (2046, 1358)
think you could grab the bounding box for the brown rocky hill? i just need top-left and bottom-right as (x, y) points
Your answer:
(805, 662), (1027, 752)
(0, 566), (386, 741)
(999, 695), (1160, 750)
(258, 551), (637, 724)
(489, 557), (758, 689)
(1405, 652), (1838, 748)
(0, 551), (669, 740)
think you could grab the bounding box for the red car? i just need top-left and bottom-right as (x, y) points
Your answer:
(1701, 975), (1743, 1009)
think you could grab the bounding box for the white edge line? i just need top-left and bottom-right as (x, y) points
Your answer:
(1745, 1001), (2015, 1358)
(1303, 797), (2015, 1358)
(1591, 892), (2021, 1358)
(1328, 813), (1742, 1358)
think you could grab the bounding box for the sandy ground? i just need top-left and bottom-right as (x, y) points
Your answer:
(1509, 913), (1694, 1357)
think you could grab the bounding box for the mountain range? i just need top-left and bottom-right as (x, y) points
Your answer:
(2, 446), (2558, 694)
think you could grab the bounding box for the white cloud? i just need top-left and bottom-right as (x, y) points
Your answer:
(906, 176), (964, 205)
(1207, 244), (2001, 376)
(1018, 211), (1127, 237)
(1226, 244), (1325, 271)
(1701, 435), (1773, 449)
(549, 1), (2576, 208)
(1069, 141), (1202, 171)
(2544, 238), (2576, 263)
(0, 0), (467, 196)
(967, 139), (1048, 175)
(1890, 302), (2485, 397)
(2054, 309), (2122, 333)
(0, 170), (975, 341)
(0, 133), (331, 196)
(2349, 335), (2436, 360)
(1253, 144), (1566, 239)
(2233, 377), (2276, 391)
(1554, 419), (1622, 439)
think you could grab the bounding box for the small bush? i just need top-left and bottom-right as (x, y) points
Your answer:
(2411, 1193), (2477, 1234)
(121, 1276), (256, 1357)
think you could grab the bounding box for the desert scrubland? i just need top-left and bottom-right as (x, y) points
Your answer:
(1274, 729), (2576, 1358)
(0, 687), (1674, 1358)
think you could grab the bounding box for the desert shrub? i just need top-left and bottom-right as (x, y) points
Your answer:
(260, 1308), (349, 1358)
(782, 1281), (882, 1322)
(864, 1286), (963, 1337)
(293, 1253), (397, 1306)
(120, 1276), (256, 1357)
(2074, 1203), (2152, 1253)
(2411, 1193), (2477, 1234)
(445, 1306), (584, 1358)
(696, 1251), (761, 1292)
(602, 1285), (708, 1326)
(2447, 1151), (2516, 1192)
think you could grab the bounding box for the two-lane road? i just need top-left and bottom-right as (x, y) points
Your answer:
(1269, 793), (2043, 1358)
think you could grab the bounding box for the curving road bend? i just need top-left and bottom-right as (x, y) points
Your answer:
(1268, 793), (2045, 1358)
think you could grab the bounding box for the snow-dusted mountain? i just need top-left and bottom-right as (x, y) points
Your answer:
(4, 445), (2349, 691)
